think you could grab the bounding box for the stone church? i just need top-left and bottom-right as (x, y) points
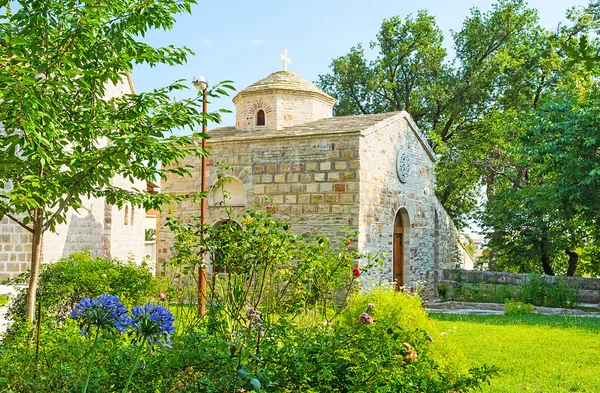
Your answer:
(157, 66), (462, 288)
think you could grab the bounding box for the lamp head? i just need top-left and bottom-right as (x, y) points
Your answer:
(192, 75), (208, 91)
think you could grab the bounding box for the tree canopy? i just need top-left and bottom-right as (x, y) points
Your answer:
(0, 0), (234, 321)
(317, 0), (600, 275)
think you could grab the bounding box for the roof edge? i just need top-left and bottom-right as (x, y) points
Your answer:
(232, 88), (336, 106)
(361, 111), (437, 162)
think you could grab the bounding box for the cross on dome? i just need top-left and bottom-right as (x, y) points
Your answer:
(279, 48), (291, 71)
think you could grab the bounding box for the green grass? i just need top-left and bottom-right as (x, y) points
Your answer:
(431, 313), (600, 393)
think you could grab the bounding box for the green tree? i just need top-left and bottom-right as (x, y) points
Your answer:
(0, 0), (234, 323)
(316, 0), (595, 227)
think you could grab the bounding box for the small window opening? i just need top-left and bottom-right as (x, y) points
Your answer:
(256, 110), (265, 126)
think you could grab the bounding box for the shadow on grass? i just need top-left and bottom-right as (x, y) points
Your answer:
(429, 312), (600, 333)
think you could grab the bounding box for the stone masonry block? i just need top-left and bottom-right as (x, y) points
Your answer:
(298, 194), (310, 204)
(325, 194), (338, 203)
(341, 172), (354, 181)
(311, 194), (324, 204)
(306, 163), (318, 172)
(320, 183), (333, 192)
(314, 173), (325, 182)
(335, 162), (347, 170)
(300, 174), (313, 183)
(285, 195), (297, 204)
(320, 162), (331, 171)
(328, 172), (340, 181)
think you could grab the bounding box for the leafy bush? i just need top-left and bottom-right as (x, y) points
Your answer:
(518, 274), (578, 308)
(0, 210), (496, 392)
(342, 287), (472, 380)
(437, 282), (449, 300)
(6, 252), (164, 328)
(504, 300), (534, 315)
(0, 294), (8, 307)
(444, 272), (578, 309)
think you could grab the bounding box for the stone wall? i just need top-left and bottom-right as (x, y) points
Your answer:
(156, 133), (362, 271)
(441, 269), (600, 304)
(0, 215), (32, 280)
(358, 112), (460, 289)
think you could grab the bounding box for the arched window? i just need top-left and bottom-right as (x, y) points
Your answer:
(209, 178), (246, 207)
(256, 109), (265, 126)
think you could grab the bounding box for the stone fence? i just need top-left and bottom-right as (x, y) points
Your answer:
(441, 269), (600, 304)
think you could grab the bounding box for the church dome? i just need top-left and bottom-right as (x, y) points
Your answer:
(233, 71), (336, 132)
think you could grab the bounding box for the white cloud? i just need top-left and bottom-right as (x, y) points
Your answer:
(201, 39), (210, 46)
(249, 39), (267, 45)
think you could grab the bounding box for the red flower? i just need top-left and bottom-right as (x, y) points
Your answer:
(353, 267), (361, 277)
(345, 240), (351, 246)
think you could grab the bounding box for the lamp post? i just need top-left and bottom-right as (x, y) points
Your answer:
(192, 75), (208, 316)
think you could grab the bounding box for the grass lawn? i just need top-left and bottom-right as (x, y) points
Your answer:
(431, 313), (600, 393)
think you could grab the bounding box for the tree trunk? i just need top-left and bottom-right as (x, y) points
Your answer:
(26, 209), (44, 323)
(565, 249), (578, 277)
(487, 247), (497, 271)
(540, 253), (554, 276)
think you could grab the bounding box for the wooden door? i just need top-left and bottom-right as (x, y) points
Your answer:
(393, 212), (404, 290)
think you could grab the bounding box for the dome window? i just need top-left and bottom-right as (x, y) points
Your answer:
(256, 109), (265, 126)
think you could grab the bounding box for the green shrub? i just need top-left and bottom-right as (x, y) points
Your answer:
(437, 282), (449, 300)
(0, 294), (8, 307)
(519, 274), (578, 308)
(6, 252), (164, 327)
(504, 300), (534, 315)
(341, 287), (472, 380)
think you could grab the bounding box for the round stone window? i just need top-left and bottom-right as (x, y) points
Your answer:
(396, 148), (411, 184)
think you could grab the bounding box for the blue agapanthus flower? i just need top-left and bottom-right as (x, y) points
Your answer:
(71, 294), (130, 336)
(129, 303), (175, 348)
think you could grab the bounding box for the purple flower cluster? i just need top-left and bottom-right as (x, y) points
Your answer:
(71, 295), (175, 348)
(129, 303), (176, 348)
(71, 294), (130, 335)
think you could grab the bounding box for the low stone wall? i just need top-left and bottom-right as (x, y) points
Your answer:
(441, 269), (600, 304)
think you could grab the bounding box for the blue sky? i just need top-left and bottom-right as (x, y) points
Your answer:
(131, 0), (589, 126)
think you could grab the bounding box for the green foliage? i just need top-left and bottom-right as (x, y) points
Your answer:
(518, 274), (578, 309)
(5, 252), (164, 328)
(145, 228), (156, 241)
(0, 295), (8, 308)
(503, 300), (534, 315)
(0, 0), (235, 320)
(450, 282), (520, 305)
(437, 282), (449, 301)
(0, 211), (495, 392)
(165, 207), (382, 328)
(444, 272), (578, 309)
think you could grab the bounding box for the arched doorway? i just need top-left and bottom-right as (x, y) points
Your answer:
(393, 209), (409, 290)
